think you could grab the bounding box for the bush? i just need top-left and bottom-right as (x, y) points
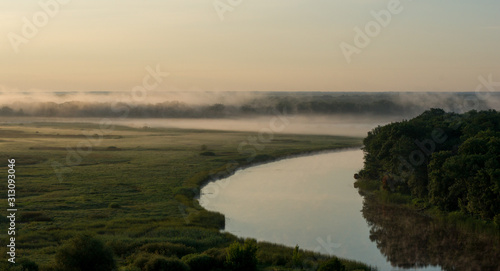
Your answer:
(106, 239), (142, 258)
(269, 254), (288, 266)
(252, 154), (274, 163)
(144, 255), (189, 271)
(173, 187), (198, 198)
(139, 242), (196, 258)
(109, 203), (121, 209)
(255, 243), (291, 267)
(54, 234), (116, 271)
(200, 151), (216, 156)
(353, 178), (380, 192)
(291, 245), (303, 268)
(19, 259), (39, 271)
(203, 247), (227, 268)
(131, 252), (151, 270)
(318, 258), (346, 271)
(226, 239), (258, 271)
(494, 214), (500, 228)
(187, 210), (225, 229)
(182, 253), (216, 271)
(1, 258), (39, 271)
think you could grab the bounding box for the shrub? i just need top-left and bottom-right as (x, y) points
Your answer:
(20, 259), (39, 271)
(318, 258), (346, 271)
(203, 247), (227, 268)
(187, 210), (225, 229)
(226, 239), (258, 271)
(353, 178), (380, 192)
(200, 151), (216, 156)
(291, 245), (303, 268)
(106, 239), (142, 258)
(3, 258), (39, 271)
(494, 214), (500, 228)
(182, 253), (216, 271)
(144, 255), (189, 271)
(139, 242), (196, 258)
(131, 252), (151, 270)
(269, 254), (288, 266)
(252, 154), (274, 163)
(255, 243), (290, 266)
(173, 187), (198, 198)
(54, 234), (116, 271)
(109, 203), (121, 209)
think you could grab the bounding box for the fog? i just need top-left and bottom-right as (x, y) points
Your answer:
(1, 91), (499, 117)
(1, 91), (499, 137)
(0, 114), (401, 137)
(115, 115), (399, 137)
(0, 90), (265, 106)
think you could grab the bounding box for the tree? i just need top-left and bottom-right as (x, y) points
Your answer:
(55, 234), (116, 271)
(360, 109), (500, 220)
(226, 239), (258, 271)
(0, 106), (14, 116)
(291, 245), (303, 268)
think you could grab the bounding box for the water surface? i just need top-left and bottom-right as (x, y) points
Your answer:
(200, 149), (442, 270)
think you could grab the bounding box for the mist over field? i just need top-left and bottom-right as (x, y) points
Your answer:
(1, 91), (499, 136)
(1, 91), (499, 115)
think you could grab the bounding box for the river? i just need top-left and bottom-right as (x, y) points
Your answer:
(199, 149), (442, 270)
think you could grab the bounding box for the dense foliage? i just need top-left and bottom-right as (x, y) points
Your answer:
(54, 234), (116, 271)
(317, 258), (346, 271)
(225, 239), (258, 271)
(359, 109), (500, 221)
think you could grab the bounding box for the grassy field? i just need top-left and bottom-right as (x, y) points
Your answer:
(0, 121), (370, 270)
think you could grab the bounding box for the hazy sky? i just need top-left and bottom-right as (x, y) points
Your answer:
(1, 0), (499, 93)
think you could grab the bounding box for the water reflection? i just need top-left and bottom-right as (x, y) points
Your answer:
(361, 197), (500, 271)
(200, 149), (499, 270)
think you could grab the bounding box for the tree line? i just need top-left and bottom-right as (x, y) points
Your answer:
(359, 109), (500, 222)
(1, 92), (493, 118)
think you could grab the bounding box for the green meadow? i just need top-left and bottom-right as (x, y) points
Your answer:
(0, 121), (371, 270)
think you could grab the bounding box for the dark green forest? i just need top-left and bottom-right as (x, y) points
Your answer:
(358, 109), (500, 223)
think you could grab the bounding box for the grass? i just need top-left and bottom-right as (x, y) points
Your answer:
(0, 121), (373, 270)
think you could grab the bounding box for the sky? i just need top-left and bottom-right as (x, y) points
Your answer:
(0, 0), (499, 93)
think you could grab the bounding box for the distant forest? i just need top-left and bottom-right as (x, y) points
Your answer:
(0, 92), (497, 118)
(360, 109), (500, 221)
